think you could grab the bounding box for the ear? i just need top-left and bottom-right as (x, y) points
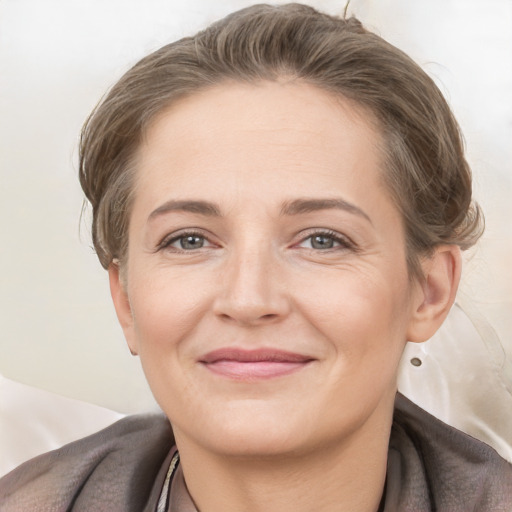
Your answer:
(406, 245), (462, 343)
(108, 263), (139, 356)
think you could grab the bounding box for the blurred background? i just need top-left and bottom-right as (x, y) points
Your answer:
(1, 0), (511, 413)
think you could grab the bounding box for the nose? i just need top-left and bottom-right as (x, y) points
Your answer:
(213, 243), (291, 326)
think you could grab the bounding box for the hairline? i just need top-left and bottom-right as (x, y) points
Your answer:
(114, 77), (427, 285)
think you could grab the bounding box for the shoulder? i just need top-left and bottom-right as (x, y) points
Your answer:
(0, 414), (174, 512)
(388, 393), (512, 511)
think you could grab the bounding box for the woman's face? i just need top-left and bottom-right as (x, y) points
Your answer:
(112, 81), (425, 457)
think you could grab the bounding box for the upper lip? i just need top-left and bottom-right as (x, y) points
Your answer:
(199, 348), (314, 364)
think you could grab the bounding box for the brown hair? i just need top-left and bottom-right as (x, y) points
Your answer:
(79, 3), (483, 278)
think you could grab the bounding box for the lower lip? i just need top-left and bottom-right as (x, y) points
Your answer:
(202, 360), (311, 380)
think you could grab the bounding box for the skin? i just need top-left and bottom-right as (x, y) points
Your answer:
(110, 81), (461, 512)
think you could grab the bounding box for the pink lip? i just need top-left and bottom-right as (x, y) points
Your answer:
(199, 348), (314, 380)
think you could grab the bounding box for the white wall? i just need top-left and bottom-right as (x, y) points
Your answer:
(1, 0), (511, 413)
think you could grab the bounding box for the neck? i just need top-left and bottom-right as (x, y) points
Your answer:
(174, 397), (394, 512)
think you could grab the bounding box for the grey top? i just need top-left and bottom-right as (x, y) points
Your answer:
(1, 394), (511, 511)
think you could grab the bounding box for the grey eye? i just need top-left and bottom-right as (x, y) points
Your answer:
(161, 231), (215, 252)
(310, 235), (335, 249)
(179, 235), (205, 250)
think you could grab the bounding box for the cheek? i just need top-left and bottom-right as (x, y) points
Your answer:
(126, 269), (212, 417)
(128, 266), (212, 354)
(295, 265), (411, 362)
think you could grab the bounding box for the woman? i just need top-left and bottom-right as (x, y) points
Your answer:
(1, 3), (511, 511)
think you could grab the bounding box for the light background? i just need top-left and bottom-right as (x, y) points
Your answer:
(1, 0), (511, 413)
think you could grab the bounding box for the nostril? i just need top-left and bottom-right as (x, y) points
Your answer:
(218, 312), (279, 323)
(212, 284), (291, 324)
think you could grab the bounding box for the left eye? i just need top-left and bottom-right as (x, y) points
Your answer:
(298, 233), (348, 250)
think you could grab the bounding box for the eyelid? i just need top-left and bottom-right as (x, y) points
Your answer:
(155, 227), (356, 252)
(293, 228), (356, 251)
(157, 228), (217, 252)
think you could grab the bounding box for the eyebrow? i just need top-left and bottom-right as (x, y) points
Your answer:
(147, 197), (371, 224)
(280, 198), (372, 223)
(148, 200), (222, 221)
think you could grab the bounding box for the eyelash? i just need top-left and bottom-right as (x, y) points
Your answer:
(158, 229), (214, 252)
(295, 229), (355, 252)
(157, 229), (356, 253)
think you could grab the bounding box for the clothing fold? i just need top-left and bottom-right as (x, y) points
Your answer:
(1, 394), (511, 511)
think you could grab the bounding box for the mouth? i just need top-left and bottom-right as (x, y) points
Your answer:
(199, 348), (315, 380)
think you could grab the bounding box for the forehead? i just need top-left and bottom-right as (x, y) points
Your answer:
(133, 81), (389, 212)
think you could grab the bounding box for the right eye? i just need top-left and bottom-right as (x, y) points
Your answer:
(173, 234), (206, 250)
(160, 231), (213, 252)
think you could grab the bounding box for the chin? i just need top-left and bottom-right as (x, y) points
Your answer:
(170, 399), (316, 458)
(203, 425), (305, 458)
